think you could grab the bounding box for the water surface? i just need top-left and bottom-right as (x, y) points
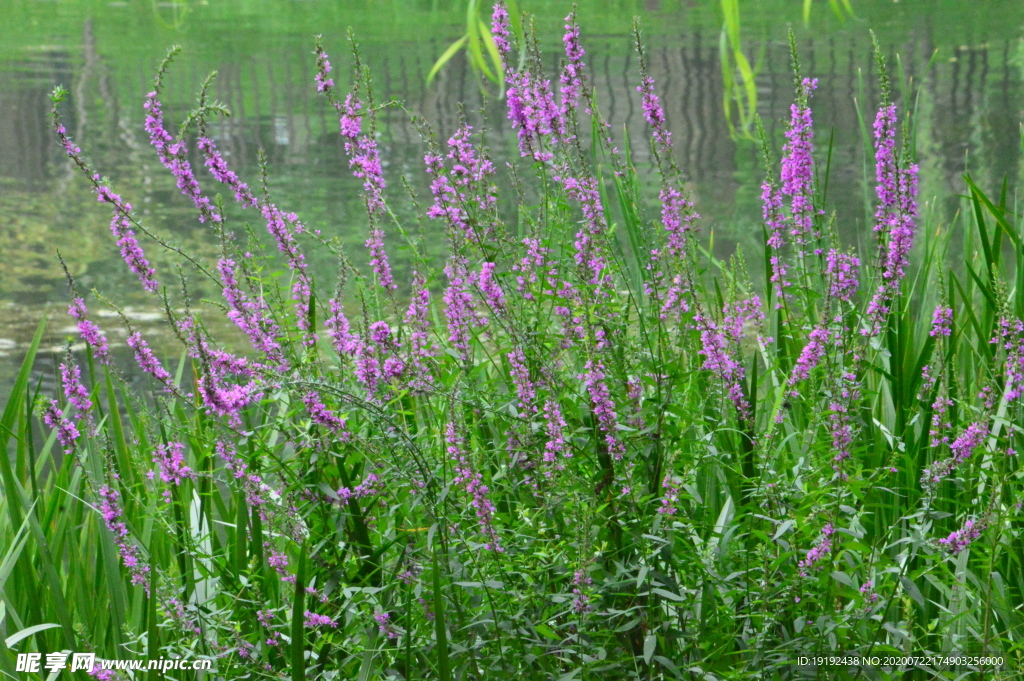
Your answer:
(3, 0), (1023, 399)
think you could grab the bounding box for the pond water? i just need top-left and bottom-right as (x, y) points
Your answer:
(3, 0), (1024, 400)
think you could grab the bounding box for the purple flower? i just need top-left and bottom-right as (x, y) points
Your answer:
(43, 399), (80, 453)
(512, 238), (552, 300)
(558, 170), (611, 289)
(826, 250), (860, 303)
(950, 422), (988, 463)
(217, 258), (286, 367)
(542, 398), (568, 465)
(921, 421), (988, 486)
(477, 262), (505, 312)
(580, 360), (625, 460)
(873, 104), (899, 238)
(150, 442), (196, 502)
(144, 91), (220, 223)
(314, 45), (335, 92)
(638, 74), (671, 152)
(198, 137), (257, 207)
(404, 272), (435, 391)
(336, 472), (380, 502)
(373, 611), (400, 639)
(94, 182), (159, 293)
(491, 2), (512, 59)
(860, 580), (880, 604)
(865, 102), (919, 337)
(425, 126), (498, 243)
(658, 475), (680, 515)
(353, 337), (382, 398)
(338, 92), (390, 230)
(660, 185), (698, 260)
(930, 305), (953, 337)
(366, 226), (396, 291)
(998, 316), (1024, 402)
(302, 391), (349, 438)
(937, 517), (985, 554)
(791, 326), (829, 384)
(126, 332), (172, 384)
(443, 257), (485, 362)
(61, 359), (92, 414)
(798, 523), (836, 576)
(830, 399), (855, 473)
(97, 485), (150, 590)
(447, 421), (502, 551)
(571, 569), (593, 613)
(695, 296), (762, 419)
(68, 297), (110, 362)
(304, 611), (338, 628)
(560, 11), (586, 116)
(780, 78), (819, 249)
(326, 298), (358, 356)
(260, 203), (313, 324)
(507, 348), (535, 414)
(762, 178), (790, 306)
(503, 61), (562, 161)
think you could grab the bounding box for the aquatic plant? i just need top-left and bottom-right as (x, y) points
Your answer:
(2, 3), (1023, 679)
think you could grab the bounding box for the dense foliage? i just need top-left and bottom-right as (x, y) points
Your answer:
(2, 3), (1023, 679)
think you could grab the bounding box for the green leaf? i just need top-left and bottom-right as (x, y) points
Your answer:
(5, 623), (61, 649)
(643, 633), (656, 664)
(899, 575), (925, 609)
(291, 542), (308, 681)
(432, 547), (451, 681)
(427, 35), (468, 85)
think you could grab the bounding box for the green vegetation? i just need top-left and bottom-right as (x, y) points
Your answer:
(3, 3), (1024, 680)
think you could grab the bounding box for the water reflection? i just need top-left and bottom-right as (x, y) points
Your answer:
(2, 11), (1023, 395)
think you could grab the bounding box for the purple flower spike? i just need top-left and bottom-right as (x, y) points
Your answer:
(61, 360), (92, 415)
(405, 272), (436, 391)
(560, 11), (587, 116)
(304, 611), (338, 628)
(581, 360), (625, 460)
(338, 93), (388, 217)
(150, 441), (196, 502)
(68, 297), (110, 362)
(791, 327), (829, 384)
(97, 485), (151, 592)
(302, 391), (349, 438)
(447, 421), (503, 552)
(507, 348), (535, 414)
(491, 3), (512, 59)
(938, 517), (985, 554)
(798, 523), (836, 576)
(658, 475), (680, 515)
(144, 90), (220, 223)
(542, 398), (568, 465)
(930, 305), (953, 337)
(443, 257), (485, 362)
(94, 183), (159, 293)
(199, 137), (257, 207)
(43, 399), (80, 454)
(781, 78), (819, 249)
(864, 101), (919, 337)
(53, 118), (157, 294)
(314, 46), (335, 92)
(127, 332), (172, 384)
(638, 74), (671, 153)
(826, 250), (860, 303)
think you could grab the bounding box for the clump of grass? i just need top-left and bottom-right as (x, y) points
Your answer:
(2, 3), (1023, 679)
